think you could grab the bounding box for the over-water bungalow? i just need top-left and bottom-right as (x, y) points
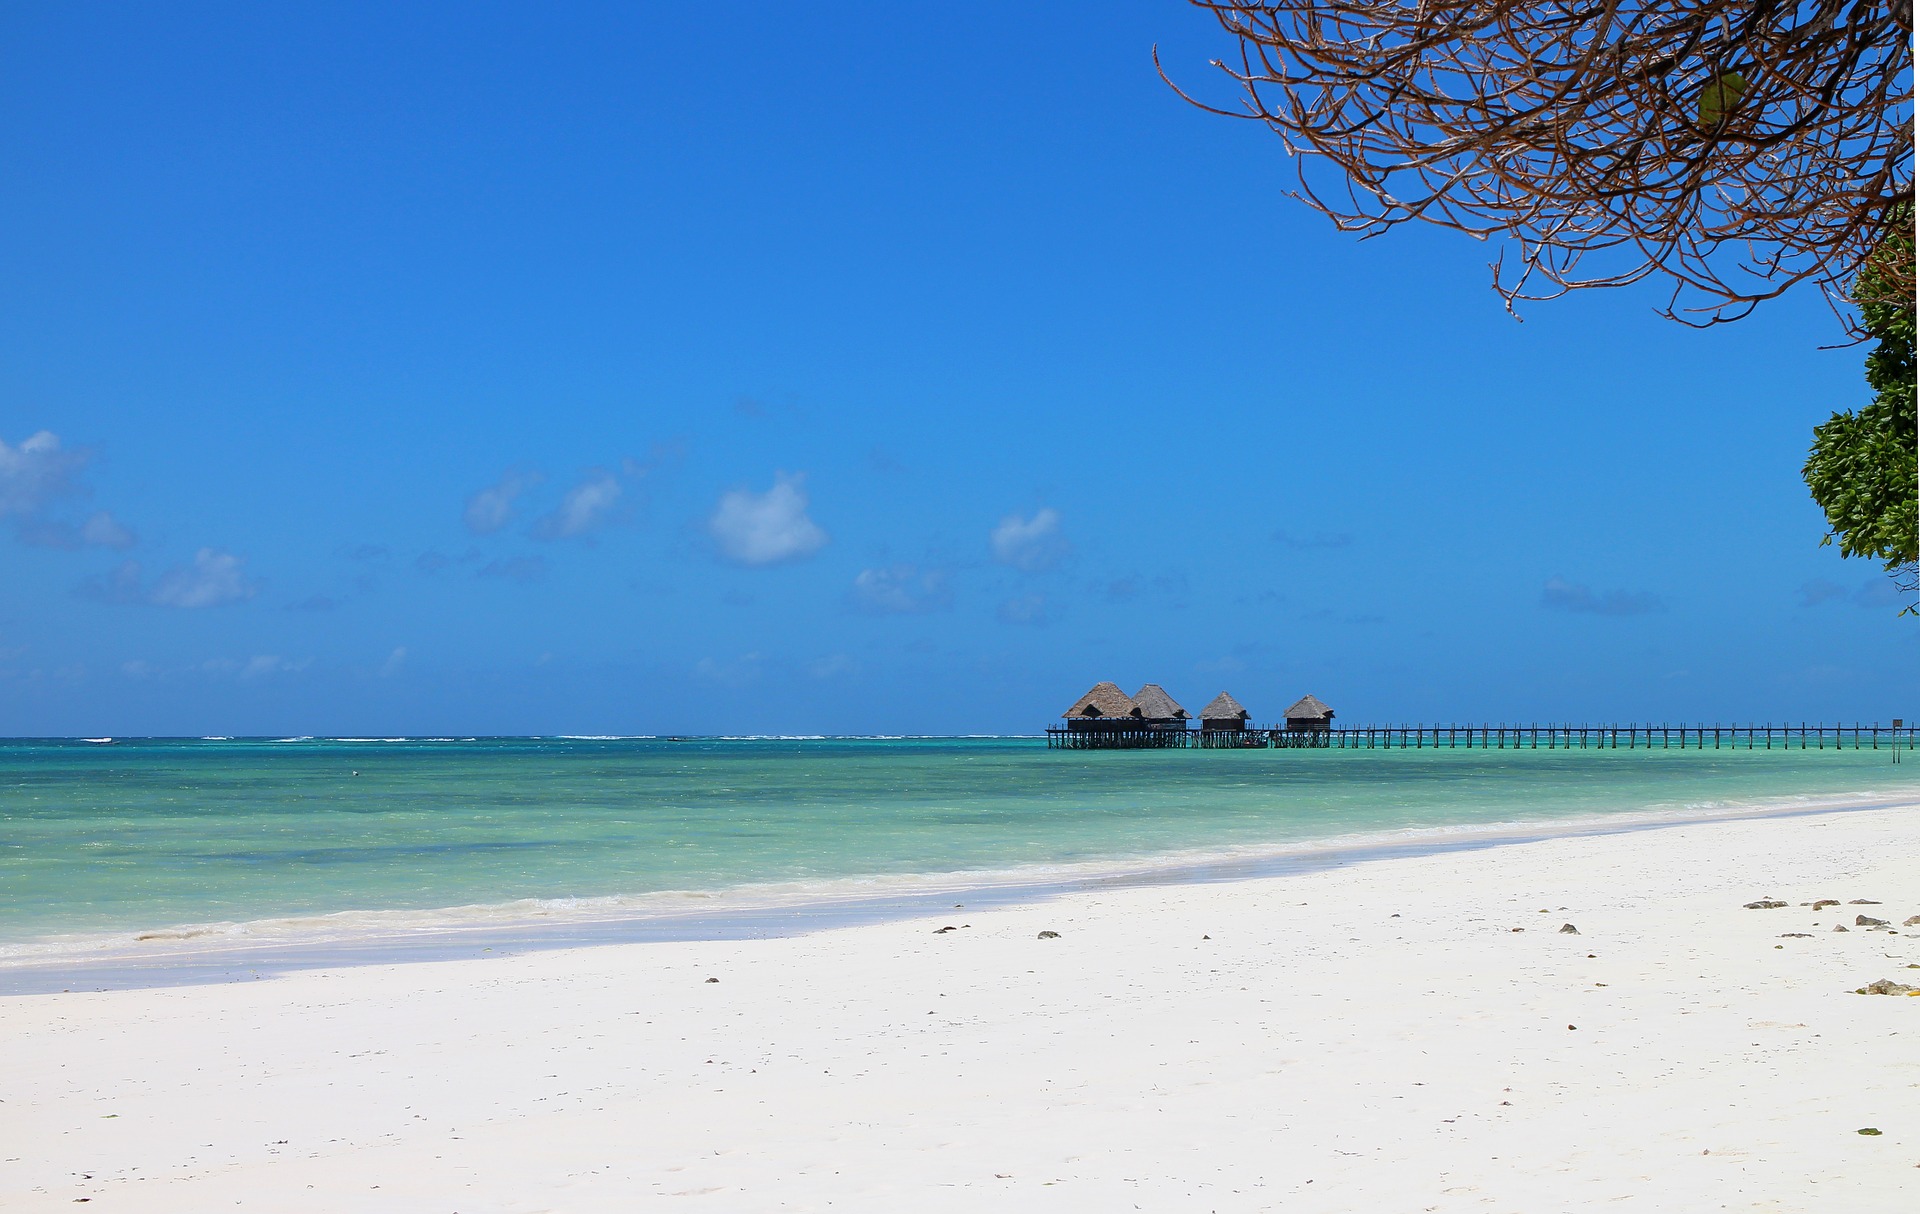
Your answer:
(1131, 684), (1191, 731)
(1283, 694), (1335, 732)
(1199, 692), (1251, 732)
(1061, 681), (1143, 733)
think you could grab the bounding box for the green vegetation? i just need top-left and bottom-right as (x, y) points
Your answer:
(1696, 72), (1746, 129)
(1803, 210), (1916, 603)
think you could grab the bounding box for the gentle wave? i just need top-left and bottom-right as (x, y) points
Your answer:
(4, 787), (1907, 972)
(7, 739), (1915, 980)
(553, 735), (655, 741)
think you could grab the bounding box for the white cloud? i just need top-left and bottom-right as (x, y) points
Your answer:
(997, 593), (1049, 625)
(622, 440), (686, 479)
(186, 654), (308, 679)
(534, 472), (621, 540)
(464, 469), (541, 535)
(77, 560), (144, 604)
(149, 549), (260, 608)
(17, 509), (138, 551)
(240, 654), (308, 679)
(0, 431), (85, 517)
(380, 646), (408, 677)
(80, 511), (136, 549)
(477, 554), (547, 583)
(694, 652), (764, 686)
(850, 564), (953, 614)
(468, 446), (675, 541)
(1, 432), (140, 551)
(1540, 576), (1663, 617)
(708, 473), (828, 565)
(807, 653), (857, 680)
(991, 507), (1069, 572)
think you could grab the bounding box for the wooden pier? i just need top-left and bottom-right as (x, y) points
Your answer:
(1046, 723), (1916, 752)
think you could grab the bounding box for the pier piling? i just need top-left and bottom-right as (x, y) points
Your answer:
(1044, 723), (1915, 752)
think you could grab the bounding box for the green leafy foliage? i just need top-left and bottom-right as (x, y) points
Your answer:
(1804, 210), (1916, 586)
(1695, 72), (1747, 129)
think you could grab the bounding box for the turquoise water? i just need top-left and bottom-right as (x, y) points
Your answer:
(3, 736), (1916, 949)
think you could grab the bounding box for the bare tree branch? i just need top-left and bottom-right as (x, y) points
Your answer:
(1165, 1), (1914, 323)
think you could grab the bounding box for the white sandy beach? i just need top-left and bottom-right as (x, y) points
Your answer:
(4, 805), (1918, 1212)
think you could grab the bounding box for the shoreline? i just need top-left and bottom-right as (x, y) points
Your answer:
(5, 789), (1913, 995)
(3, 804), (1915, 1211)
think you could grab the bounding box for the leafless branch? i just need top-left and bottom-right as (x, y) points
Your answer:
(1166, 1), (1914, 323)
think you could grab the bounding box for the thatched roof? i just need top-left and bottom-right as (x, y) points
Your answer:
(1284, 694), (1334, 722)
(1199, 691), (1249, 721)
(1062, 681), (1141, 719)
(1131, 684), (1189, 721)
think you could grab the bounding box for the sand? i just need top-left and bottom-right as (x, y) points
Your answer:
(3, 805), (1917, 1212)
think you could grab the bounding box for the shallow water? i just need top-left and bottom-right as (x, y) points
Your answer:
(4, 735), (1916, 955)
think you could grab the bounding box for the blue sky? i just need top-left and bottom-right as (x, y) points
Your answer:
(0, 2), (1911, 736)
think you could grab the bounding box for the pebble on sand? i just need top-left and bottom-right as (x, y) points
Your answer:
(1856, 979), (1918, 996)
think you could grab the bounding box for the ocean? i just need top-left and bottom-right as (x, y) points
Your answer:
(4, 735), (1916, 977)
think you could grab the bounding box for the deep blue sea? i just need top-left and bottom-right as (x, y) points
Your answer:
(3, 735), (1916, 969)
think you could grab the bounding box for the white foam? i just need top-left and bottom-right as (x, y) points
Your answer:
(5, 788), (1910, 974)
(553, 735), (654, 741)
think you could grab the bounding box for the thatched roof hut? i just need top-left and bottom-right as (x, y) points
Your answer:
(1199, 691), (1250, 730)
(1131, 684), (1189, 725)
(1284, 694), (1335, 731)
(1061, 681), (1141, 721)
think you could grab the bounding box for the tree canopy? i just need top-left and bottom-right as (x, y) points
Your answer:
(1169, 1), (1914, 323)
(1803, 211), (1917, 594)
